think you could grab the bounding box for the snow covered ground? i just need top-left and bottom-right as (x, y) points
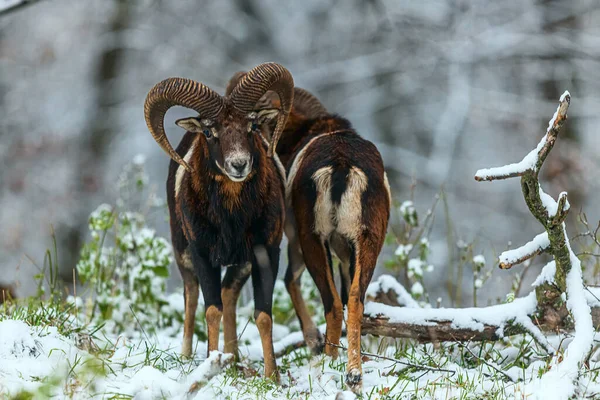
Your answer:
(2, 293), (600, 399)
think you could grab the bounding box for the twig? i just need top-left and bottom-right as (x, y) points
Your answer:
(474, 170), (525, 182)
(550, 192), (570, 226)
(324, 341), (456, 376)
(455, 341), (515, 382)
(535, 92), (571, 172)
(577, 252), (600, 258)
(585, 286), (600, 304)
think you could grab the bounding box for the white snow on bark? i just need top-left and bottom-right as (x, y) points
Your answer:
(499, 232), (549, 266)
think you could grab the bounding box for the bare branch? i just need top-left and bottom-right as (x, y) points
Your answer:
(535, 92), (571, 172)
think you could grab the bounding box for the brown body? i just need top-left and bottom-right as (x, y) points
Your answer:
(144, 63), (294, 381)
(225, 74), (391, 391)
(167, 125), (285, 378)
(282, 112), (391, 392)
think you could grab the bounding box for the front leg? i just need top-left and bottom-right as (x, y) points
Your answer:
(222, 263), (252, 358)
(252, 244), (280, 382)
(191, 249), (223, 357)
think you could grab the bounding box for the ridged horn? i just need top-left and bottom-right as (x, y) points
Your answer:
(292, 87), (328, 119)
(144, 77), (224, 172)
(229, 62), (294, 157)
(225, 71), (247, 97)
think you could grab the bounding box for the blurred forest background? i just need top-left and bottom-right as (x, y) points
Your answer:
(1, 0), (599, 304)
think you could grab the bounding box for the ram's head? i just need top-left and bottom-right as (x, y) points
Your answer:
(144, 63), (294, 181)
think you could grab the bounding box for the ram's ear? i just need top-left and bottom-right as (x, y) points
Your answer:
(175, 117), (203, 133)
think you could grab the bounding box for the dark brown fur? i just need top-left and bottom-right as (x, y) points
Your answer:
(279, 101), (391, 393)
(167, 106), (285, 381)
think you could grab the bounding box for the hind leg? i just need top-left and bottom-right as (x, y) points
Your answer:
(222, 263), (252, 358)
(330, 233), (353, 308)
(284, 237), (323, 354)
(345, 234), (382, 392)
(298, 231), (343, 358)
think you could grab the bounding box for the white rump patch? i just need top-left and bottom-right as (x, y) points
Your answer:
(312, 166), (334, 237)
(310, 166), (369, 241)
(336, 167), (368, 241)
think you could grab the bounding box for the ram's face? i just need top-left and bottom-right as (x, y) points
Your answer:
(176, 108), (276, 182)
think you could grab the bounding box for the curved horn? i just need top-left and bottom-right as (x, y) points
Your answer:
(292, 87), (328, 119)
(229, 62), (294, 157)
(225, 71), (247, 97)
(144, 78), (224, 172)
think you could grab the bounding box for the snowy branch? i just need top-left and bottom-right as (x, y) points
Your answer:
(499, 232), (550, 270)
(473, 91), (593, 399)
(359, 91), (592, 399)
(474, 91), (570, 182)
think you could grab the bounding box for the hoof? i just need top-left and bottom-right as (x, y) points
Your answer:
(308, 332), (325, 355)
(345, 369), (362, 392)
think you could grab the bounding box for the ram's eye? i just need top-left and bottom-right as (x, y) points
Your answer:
(251, 122), (258, 131)
(203, 129), (212, 138)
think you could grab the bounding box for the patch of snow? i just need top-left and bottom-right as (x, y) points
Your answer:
(473, 254), (485, 266)
(366, 274), (420, 308)
(538, 185), (558, 216)
(530, 223), (593, 400)
(531, 261), (556, 287)
(132, 154), (147, 165)
(399, 200), (414, 215)
(394, 243), (412, 257)
(407, 258), (423, 278)
(411, 282), (424, 296)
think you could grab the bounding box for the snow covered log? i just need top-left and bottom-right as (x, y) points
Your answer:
(363, 278), (600, 344)
(361, 296), (600, 343)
